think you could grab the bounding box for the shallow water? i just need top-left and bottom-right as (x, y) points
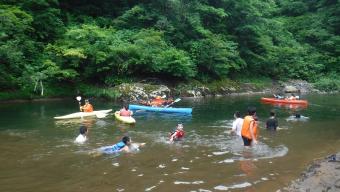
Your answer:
(0, 94), (339, 192)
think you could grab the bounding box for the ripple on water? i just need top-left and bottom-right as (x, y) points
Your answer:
(214, 182), (252, 191)
(174, 181), (204, 185)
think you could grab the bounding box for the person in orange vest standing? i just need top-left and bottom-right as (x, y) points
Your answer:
(241, 107), (259, 146)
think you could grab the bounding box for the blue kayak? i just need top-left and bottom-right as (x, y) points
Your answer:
(129, 104), (192, 114)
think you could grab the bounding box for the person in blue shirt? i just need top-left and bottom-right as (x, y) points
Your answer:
(98, 136), (146, 155)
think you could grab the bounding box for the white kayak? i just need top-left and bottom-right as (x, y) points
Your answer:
(54, 109), (112, 120)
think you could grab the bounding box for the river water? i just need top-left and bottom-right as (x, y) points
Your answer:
(0, 94), (339, 192)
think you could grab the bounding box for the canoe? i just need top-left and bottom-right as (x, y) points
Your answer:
(54, 109), (112, 119)
(261, 98), (308, 105)
(129, 104), (192, 114)
(114, 111), (136, 124)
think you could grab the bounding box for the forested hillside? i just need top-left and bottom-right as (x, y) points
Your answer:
(1, 0), (339, 97)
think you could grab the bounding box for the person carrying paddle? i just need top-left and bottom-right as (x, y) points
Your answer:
(241, 107), (259, 146)
(169, 123), (185, 142)
(120, 105), (133, 117)
(80, 99), (94, 112)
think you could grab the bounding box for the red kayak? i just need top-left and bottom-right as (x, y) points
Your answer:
(261, 97), (308, 105)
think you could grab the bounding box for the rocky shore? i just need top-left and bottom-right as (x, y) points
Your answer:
(282, 153), (340, 192)
(114, 79), (319, 102)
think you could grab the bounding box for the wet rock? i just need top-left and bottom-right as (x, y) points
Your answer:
(284, 85), (299, 93)
(116, 83), (170, 102)
(281, 80), (315, 93)
(184, 86), (211, 97)
(283, 152), (340, 192)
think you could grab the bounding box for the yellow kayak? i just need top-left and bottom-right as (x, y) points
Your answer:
(114, 111), (136, 124)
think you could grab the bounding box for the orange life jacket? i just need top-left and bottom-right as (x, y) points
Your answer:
(150, 98), (165, 106)
(241, 115), (258, 139)
(83, 104), (94, 112)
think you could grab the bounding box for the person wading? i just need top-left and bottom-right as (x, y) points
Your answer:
(241, 107), (259, 147)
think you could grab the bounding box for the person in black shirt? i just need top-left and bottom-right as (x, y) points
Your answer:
(266, 111), (278, 131)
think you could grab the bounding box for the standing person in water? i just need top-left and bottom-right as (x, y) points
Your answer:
(169, 123), (185, 142)
(241, 107), (259, 146)
(80, 99), (94, 112)
(231, 111), (243, 137)
(74, 126), (88, 144)
(119, 105), (133, 117)
(266, 111), (278, 131)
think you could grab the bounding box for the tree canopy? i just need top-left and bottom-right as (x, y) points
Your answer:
(1, 0), (339, 93)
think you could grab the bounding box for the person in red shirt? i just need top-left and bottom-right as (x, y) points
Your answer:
(119, 105), (133, 117)
(169, 123), (185, 142)
(80, 99), (94, 112)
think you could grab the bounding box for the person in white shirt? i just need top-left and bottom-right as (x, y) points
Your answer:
(231, 111), (243, 137)
(74, 126), (88, 144)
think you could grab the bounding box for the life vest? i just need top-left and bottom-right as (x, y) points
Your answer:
(111, 141), (126, 152)
(83, 104), (94, 112)
(175, 130), (185, 139)
(150, 98), (165, 106)
(241, 115), (258, 139)
(120, 108), (131, 116)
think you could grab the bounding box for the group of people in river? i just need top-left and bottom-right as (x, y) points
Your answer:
(231, 106), (308, 146)
(231, 107), (259, 146)
(74, 96), (185, 153)
(274, 93), (300, 100)
(75, 96), (307, 152)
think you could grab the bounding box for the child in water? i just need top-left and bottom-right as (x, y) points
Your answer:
(169, 123), (185, 142)
(74, 126), (88, 144)
(97, 136), (146, 155)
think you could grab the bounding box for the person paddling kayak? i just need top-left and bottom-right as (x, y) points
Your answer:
(80, 99), (94, 112)
(119, 105), (133, 117)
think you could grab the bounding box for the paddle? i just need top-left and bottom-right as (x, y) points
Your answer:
(165, 98), (181, 108)
(76, 96), (82, 111)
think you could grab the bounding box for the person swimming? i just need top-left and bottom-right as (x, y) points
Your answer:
(97, 136), (146, 155)
(286, 113), (309, 121)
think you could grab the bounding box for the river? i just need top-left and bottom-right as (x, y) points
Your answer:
(0, 94), (339, 192)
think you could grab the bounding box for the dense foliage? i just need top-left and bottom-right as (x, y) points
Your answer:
(1, 0), (339, 95)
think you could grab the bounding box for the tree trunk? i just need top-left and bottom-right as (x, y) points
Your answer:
(34, 80), (38, 92)
(40, 80), (44, 96)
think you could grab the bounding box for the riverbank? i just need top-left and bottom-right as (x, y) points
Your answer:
(282, 153), (340, 192)
(0, 78), (338, 102)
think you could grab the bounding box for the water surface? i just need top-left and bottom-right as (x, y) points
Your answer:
(0, 94), (339, 192)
